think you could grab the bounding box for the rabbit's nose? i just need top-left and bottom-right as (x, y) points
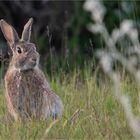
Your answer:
(30, 58), (37, 62)
(32, 58), (37, 62)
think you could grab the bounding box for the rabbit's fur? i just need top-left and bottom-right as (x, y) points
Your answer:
(0, 18), (64, 121)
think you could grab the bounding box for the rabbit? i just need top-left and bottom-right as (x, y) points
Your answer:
(0, 18), (64, 121)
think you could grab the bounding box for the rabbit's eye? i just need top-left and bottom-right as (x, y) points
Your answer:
(17, 47), (22, 54)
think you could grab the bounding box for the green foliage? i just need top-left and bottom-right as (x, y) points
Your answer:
(1, 1), (140, 70)
(35, 37), (48, 55)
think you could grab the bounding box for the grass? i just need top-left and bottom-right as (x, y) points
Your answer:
(0, 66), (137, 139)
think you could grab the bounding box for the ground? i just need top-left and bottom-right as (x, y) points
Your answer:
(0, 68), (136, 139)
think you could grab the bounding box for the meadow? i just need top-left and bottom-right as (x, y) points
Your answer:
(0, 65), (137, 139)
(0, 1), (140, 139)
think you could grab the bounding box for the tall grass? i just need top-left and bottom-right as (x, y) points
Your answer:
(0, 66), (136, 139)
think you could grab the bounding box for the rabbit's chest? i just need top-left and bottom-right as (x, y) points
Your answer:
(18, 72), (44, 117)
(21, 74), (42, 94)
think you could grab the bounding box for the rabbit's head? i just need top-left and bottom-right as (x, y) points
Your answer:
(0, 18), (39, 71)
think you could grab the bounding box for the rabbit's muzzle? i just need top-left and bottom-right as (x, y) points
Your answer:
(23, 53), (39, 70)
(29, 57), (37, 67)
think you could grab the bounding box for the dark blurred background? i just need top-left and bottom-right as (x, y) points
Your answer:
(0, 0), (140, 76)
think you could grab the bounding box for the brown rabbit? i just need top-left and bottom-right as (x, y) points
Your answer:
(0, 18), (64, 121)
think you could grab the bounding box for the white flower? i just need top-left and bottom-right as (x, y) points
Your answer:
(120, 20), (134, 34)
(88, 23), (105, 33)
(84, 0), (106, 23)
(84, 0), (96, 12)
(129, 29), (138, 43)
(100, 54), (112, 73)
(112, 28), (123, 42)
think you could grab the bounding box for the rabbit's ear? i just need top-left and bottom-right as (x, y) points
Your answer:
(21, 18), (33, 42)
(0, 19), (19, 45)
